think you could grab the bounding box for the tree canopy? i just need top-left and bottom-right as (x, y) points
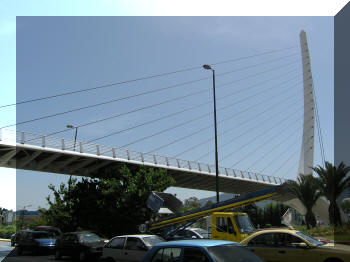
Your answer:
(286, 174), (321, 229)
(313, 161), (350, 226)
(41, 165), (175, 238)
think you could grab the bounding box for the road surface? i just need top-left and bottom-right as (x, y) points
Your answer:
(0, 241), (13, 262)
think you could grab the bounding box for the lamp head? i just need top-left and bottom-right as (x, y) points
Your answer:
(203, 64), (212, 70)
(66, 125), (74, 129)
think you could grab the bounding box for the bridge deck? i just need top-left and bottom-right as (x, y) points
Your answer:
(0, 129), (293, 201)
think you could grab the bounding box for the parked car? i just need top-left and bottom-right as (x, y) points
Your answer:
(168, 228), (210, 240)
(16, 230), (56, 255)
(142, 239), (264, 262)
(240, 228), (350, 262)
(35, 226), (62, 237)
(54, 231), (105, 261)
(10, 233), (16, 246)
(102, 234), (165, 262)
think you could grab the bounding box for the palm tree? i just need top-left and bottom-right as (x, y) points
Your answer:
(286, 174), (322, 229)
(313, 161), (350, 226)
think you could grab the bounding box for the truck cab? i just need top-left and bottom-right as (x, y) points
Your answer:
(211, 212), (255, 242)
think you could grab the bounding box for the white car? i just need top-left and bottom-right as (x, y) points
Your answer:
(102, 234), (164, 262)
(170, 227), (210, 240)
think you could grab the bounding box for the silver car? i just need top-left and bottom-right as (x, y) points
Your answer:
(102, 234), (164, 262)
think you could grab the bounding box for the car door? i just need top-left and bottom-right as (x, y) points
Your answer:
(123, 237), (149, 262)
(273, 233), (316, 262)
(65, 234), (78, 256)
(246, 232), (279, 262)
(212, 216), (238, 241)
(103, 237), (126, 261)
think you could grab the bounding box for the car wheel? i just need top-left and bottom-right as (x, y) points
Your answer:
(16, 247), (23, 256)
(55, 249), (62, 260)
(79, 251), (87, 262)
(324, 259), (343, 262)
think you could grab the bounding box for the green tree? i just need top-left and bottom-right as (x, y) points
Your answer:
(42, 166), (175, 237)
(313, 161), (350, 226)
(341, 199), (350, 215)
(180, 197), (201, 212)
(286, 174), (321, 229)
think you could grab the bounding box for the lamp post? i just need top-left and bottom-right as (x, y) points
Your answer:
(19, 204), (31, 229)
(66, 125), (78, 151)
(66, 125), (78, 190)
(203, 64), (220, 203)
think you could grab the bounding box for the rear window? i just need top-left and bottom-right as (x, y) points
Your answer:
(143, 236), (164, 246)
(78, 233), (102, 243)
(207, 245), (264, 262)
(31, 232), (51, 239)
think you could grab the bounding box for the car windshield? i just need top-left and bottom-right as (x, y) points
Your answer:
(233, 215), (256, 234)
(32, 232), (51, 239)
(296, 232), (324, 246)
(192, 228), (210, 238)
(207, 245), (264, 262)
(78, 233), (102, 243)
(143, 236), (164, 246)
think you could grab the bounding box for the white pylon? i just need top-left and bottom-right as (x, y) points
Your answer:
(298, 30), (315, 176)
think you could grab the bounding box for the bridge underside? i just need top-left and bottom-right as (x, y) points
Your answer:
(0, 142), (294, 203)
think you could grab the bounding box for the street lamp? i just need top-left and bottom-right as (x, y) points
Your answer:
(66, 125), (78, 151)
(66, 125), (78, 190)
(203, 64), (220, 203)
(19, 204), (31, 229)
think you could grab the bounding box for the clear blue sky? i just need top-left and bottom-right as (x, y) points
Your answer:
(0, 2), (337, 210)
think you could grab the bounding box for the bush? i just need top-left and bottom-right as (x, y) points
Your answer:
(295, 223), (350, 238)
(0, 224), (16, 239)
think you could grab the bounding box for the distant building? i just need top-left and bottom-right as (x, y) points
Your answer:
(15, 210), (41, 224)
(1, 210), (15, 224)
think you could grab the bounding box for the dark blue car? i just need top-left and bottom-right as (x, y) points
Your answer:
(142, 240), (264, 262)
(16, 230), (56, 255)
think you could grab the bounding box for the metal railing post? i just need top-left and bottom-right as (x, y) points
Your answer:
(96, 145), (100, 156)
(79, 142), (83, 153)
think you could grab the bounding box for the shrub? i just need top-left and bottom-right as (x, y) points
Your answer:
(0, 224), (16, 239)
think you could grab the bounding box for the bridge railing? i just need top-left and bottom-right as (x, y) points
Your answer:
(0, 129), (287, 185)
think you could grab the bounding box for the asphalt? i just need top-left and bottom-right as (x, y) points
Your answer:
(0, 241), (14, 262)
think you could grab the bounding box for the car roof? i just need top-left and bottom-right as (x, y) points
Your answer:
(255, 228), (298, 233)
(63, 231), (98, 235)
(154, 240), (239, 248)
(19, 230), (48, 234)
(113, 234), (159, 238)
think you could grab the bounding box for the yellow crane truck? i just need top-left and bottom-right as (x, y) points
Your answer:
(141, 184), (288, 242)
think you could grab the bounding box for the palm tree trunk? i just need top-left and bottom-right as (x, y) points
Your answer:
(305, 209), (316, 229)
(329, 200), (341, 226)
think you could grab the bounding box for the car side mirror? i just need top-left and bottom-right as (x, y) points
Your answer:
(296, 243), (309, 248)
(138, 244), (148, 251)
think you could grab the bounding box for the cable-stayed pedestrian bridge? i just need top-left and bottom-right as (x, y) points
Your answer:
(1, 30), (338, 223)
(0, 128), (291, 201)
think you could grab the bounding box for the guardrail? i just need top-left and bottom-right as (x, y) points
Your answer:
(0, 128), (287, 185)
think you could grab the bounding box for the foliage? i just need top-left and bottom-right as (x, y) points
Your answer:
(341, 200), (350, 214)
(180, 197), (201, 212)
(295, 223), (350, 241)
(0, 224), (16, 239)
(313, 161), (350, 226)
(236, 202), (288, 228)
(286, 174), (322, 229)
(42, 166), (175, 238)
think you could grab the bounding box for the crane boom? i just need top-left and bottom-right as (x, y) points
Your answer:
(150, 184), (287, 231)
